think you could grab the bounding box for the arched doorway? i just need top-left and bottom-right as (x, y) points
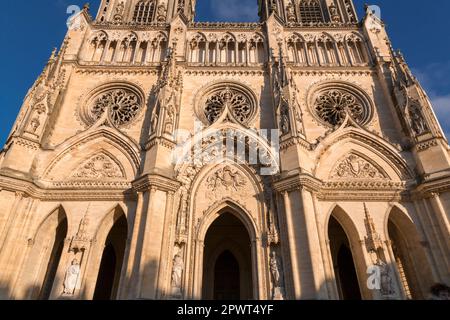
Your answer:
(39, 216), (68, 300)
(15, 207), (67, 299)
(93, 214), (127, 300)
(387, 207), (434, 299)
(202, 212), (253, 300)
(328, 215), (362, 300)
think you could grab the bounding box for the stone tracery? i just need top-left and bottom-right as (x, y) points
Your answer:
(80, 86), (143, 128)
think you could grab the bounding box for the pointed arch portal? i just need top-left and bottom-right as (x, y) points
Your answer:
(202, 212), (254, 300)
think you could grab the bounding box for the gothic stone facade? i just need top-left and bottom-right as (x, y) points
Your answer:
(0, 0), (449, 300)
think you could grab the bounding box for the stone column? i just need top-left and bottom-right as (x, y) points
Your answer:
(429, 193), (450, 250)
(298, 187), (328, 299)
(281, 191), (301, 299)
(138, 186), (168, 299)
(122, 191), (145, 298)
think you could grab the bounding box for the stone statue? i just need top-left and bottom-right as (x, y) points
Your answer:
(63, 259), (80, 296)
(151, 108), (159, 134)
(270, 252), (281, 287)
(409, 105), (429, 135)
(280, 105), (290, 135)
(269, 251), (284, 300)
(171, 254), (184, 297)
(377, 259), (396, 297)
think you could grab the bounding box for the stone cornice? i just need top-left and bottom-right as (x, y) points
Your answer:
(188, 22), (263, 30)
(279, 136), (312, 151)
(92, 22), (170, 31)
(145, 136), (177, 151)
(132, 174), (181, 193)
(0, 174), (135, 201)
(273, 172), (410, 201)
(413, 173), (450, 196)
(284, 22), (360, 30)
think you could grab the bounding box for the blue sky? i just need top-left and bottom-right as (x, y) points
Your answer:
(1, 0), (449, 147)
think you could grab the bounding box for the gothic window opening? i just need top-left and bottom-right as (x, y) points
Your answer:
(133, 0), (156, 24)
(81, 85), (143, 128)
(201, 85), (257, 126)
(299, 0), (324, 23)
(311, 84), (373, 127)
(99, 0), (111, 22)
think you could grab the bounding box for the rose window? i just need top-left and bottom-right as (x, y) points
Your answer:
(90, 89), (141, 126)
(314, 89), (371, 126)
(81, 88), (143, 128)
(204, 87), (253, 125)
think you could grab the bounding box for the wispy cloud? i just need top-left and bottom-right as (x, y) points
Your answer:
(429, 95), (450, 138)
(209, 0), (258, 22)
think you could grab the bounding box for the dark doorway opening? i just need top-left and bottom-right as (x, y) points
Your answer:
(39, 217), (68, 300)
(214, 250), (240, 300)
(93, 215), (127, 300)
(328, 215), (362, 300)
(203, 212), (253, 300)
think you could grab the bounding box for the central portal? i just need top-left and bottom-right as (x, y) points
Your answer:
(202, 212), (253, 300)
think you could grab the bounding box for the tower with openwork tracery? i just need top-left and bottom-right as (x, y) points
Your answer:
(0, 0), (448, 300)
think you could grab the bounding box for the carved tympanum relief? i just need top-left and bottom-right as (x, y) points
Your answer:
(330, 153), (387, 180)
(71, 153), (125, 180)
(205, 165), (249, 201)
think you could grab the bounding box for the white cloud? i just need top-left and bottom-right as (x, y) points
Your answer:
(430, 95), (450, 139)
(209, 0), (258, 21)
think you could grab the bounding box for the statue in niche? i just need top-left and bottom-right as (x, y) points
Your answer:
(63, 259), (81, 296)
(409, 104), (429, 135)
(151, 107), (159, 134)
(171, 254), (184, 298)
(269, 251), (284, 300)
(157, 5), (167, 23)
(280, 104), (290, 135)
(286, 3), (296, 23)
(376, 259), (396, 297)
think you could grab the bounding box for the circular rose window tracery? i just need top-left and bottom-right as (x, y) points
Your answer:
(309, 83), (373, 127)
(81, 86), (143, 128)
(198, 84), (257, 126)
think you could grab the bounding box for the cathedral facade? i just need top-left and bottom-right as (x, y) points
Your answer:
(0, 0), (449, 300)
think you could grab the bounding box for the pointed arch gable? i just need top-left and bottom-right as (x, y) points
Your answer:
(314, 127), (413, 181)
(42, 127), (141, 182)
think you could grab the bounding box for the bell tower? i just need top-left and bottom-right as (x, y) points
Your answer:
(259, 0), (358, 24)
(95, 0), (196, 24)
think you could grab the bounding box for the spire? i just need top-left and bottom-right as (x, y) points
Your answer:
(363, 203), (384, 253)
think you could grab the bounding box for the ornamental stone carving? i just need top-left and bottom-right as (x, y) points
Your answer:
(207, 165), (246, 192)
(80, 86), (143, 128)
(205, 165), (249, 201)
(315, 89), (366, 126)
(408, 102), (429, 136)
(205, 87), (252, 125)
(330, 153), (387, 180)
(196, 82), (257, 127)
(71, 153), (124, 180)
